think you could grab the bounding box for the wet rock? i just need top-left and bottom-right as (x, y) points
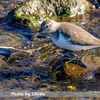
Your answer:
(0, 70), (34, 81)
(94, 68), (100, 80)
(51, 53), (87, 80)
(51, 50), (100, 80)
(32, 65), (52, 80)
(0, 49), (12, 57)
(7, 52), (31, 64)
(0, 32), (23, 48)
(37, 35), (46, 39)
(0, 56), (7, 67)
(6, 0), (89, 27)
(15, 60), (32, 67)
(63, 62), (86, 78)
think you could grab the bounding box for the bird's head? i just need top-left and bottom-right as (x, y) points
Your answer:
(39, 19), (60, 33)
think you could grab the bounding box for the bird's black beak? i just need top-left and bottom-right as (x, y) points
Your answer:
(38, 28), (43, 32)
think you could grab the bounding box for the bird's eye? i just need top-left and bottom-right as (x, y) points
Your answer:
(45, 25), (48, 28)
(42, 25), (48, 29)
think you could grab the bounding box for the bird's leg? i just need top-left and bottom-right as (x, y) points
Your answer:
(65, 55), (78, 63)
(78, 49), (89, 61)
(65, 49), (89, 63)
(63, 52), (78, 63)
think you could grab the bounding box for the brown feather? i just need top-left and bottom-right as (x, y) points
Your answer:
(60, 22), (100, 46)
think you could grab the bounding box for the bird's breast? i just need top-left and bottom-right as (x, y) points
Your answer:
(51, 32), (72, 49)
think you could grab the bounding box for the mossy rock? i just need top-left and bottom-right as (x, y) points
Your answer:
(8, 0), (89, 28)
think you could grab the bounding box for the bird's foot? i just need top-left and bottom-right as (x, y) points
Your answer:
(62, 52), (78, 63)
(65, 56), (78, 63)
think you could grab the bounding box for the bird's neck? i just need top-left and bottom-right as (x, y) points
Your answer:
(49, 22), (60, 42)
(50, 30), (59, 42)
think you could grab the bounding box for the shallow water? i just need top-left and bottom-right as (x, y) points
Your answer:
(0, 0), (100, 99)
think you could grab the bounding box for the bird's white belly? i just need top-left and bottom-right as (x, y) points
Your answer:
(51, 32), (100, 51)
(53, 37), (83, 51)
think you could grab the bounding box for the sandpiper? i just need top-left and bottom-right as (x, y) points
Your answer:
(39, 19), (100, 61)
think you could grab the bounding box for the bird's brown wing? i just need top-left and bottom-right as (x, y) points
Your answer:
(60, 22), (100, 46)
